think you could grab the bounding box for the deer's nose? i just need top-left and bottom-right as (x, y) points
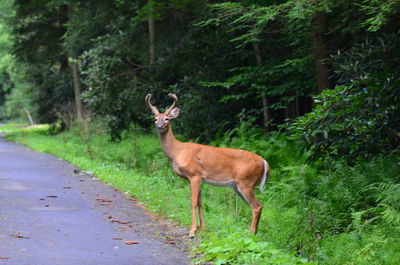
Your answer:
(156, 120), (165, 129)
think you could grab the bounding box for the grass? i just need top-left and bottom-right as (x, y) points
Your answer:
(1, 122), (399, 264)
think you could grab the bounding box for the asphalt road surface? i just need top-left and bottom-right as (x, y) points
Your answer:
(0, 137), (189, 265)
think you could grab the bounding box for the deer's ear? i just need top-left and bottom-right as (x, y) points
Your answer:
(168, 108), (180, 119)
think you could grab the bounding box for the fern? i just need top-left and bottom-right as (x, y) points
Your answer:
(376, 183), (400, 226)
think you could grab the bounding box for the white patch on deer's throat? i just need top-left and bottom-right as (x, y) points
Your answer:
(203, 179), (235, 187)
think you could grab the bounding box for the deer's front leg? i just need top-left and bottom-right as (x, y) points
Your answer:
(189, 176), (202, 238)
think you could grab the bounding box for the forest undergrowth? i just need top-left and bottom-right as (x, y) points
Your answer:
(1, 121), (399, 265)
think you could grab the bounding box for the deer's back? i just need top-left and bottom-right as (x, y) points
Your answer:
(173, 142), (264, 185)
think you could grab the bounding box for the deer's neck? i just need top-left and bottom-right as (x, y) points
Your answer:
(159, 126), (182, 160)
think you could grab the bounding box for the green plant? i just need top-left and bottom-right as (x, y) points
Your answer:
(376, 182), (400, 226)
(193, 232), (313, 265)
(288, 32), (400, 162)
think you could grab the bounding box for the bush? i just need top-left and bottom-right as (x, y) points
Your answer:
(288, 76), (400, 162)
(288, 32), (400, 162)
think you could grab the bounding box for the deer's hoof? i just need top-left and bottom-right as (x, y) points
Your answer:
(189, 230), (196, 238)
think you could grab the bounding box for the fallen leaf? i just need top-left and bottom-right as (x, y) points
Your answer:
(12, 234), (30, 239)
(112, 238), (122, 240)
(47, 195), (58, 198)
(63, 186), (72, 189)
(164, 240), (176, 244)
(96, 198), (112, 203)
(125, 241), (139, 245)
(0, 257), (10, 259)
(111, 220), (131, 225)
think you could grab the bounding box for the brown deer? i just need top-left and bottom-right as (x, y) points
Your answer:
(145, 93), (269, 237)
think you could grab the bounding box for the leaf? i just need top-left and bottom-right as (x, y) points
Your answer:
(11, 234), (30, 239)
(111, 220), (131, 225)
(96, 198), (112, 203)
(125, 241), (139, 245)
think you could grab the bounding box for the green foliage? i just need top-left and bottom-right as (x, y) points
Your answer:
(198, 2), (282, 45)
(360, 0), (400, 32)
(317, 226), (400, 265)
(80, 28), (150, 139)
(376, 183), (400, 226)
(4, 81), (34, 120)
(4, 0), (71, 123)
(201, 56), (314, 112)
(289, 79), (400, 161)
(288, 33), (400, 161)
(194, 232), (312, 265)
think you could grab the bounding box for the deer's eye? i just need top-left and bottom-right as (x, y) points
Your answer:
(154, 118), (157, 122)
(165, 118), (169, 121)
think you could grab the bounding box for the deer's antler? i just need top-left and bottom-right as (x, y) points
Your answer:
(165, 93), (178, 115)
(145, 94), (160, 115)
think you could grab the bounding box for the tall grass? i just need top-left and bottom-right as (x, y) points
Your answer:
(2, 121), (399, 264)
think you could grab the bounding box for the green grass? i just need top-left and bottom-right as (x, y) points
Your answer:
(0, 122), (32, 133)
(1, 123), (399, 265)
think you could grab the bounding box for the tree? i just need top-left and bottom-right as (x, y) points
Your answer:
(148, 0), (156, 65)
(311, 9), (332, 93)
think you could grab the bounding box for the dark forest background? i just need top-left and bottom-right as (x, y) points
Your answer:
(1, 0), (398, 154)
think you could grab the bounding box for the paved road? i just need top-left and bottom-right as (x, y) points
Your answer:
(0, 137), (189, 265)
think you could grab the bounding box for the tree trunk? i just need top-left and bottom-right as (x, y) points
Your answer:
(69, 56), (84, 121)
(58, 5), (69, 71)
(25, 110), (35, 126)
(312, 11), (332, 93)
(252, 42), (270, 131)
(67, 2), (85, 123)
(148, 0), (155, 65)
(68, 55), (89, 138)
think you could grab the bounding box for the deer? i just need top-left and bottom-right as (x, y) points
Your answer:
(145, 93), (270, 237)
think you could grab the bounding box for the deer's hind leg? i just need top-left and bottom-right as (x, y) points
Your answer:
(234, 182), (263, 234)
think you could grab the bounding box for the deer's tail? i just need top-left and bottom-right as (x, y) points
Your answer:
(259, 159), (270, 193)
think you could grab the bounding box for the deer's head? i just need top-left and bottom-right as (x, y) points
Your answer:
(145, 93), (180, 132)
